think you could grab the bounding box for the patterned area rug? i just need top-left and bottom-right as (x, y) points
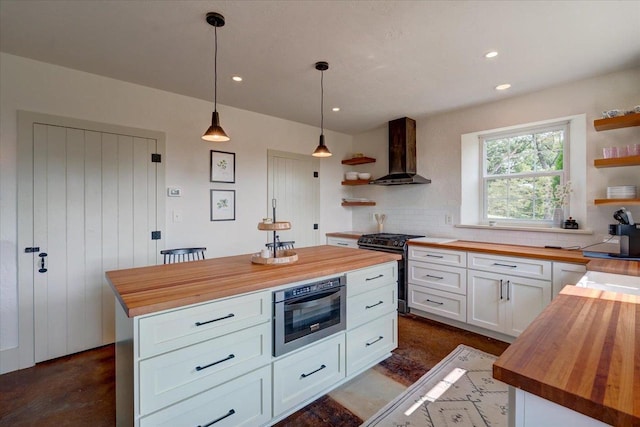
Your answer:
(361, 344), (507, 427)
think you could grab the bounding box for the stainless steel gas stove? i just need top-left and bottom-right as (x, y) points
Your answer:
(357, 232), (424, 313)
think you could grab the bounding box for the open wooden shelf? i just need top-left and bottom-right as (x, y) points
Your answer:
(594, 198), (640, 205)
(594, 155), (640, 168)
(341, 201), (376, 206)
(341, 157), (376, 165)
(594, 114), (640, 131)
(341, 179), (372, 186)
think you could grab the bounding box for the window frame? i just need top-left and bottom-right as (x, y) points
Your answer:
(460, 114), (586, 231)
(480, 122), (570, 225)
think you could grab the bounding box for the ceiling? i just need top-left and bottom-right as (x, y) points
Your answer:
(1, 0), (639, 135)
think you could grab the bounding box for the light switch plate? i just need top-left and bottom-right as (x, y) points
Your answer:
(167, 187), (181, 197)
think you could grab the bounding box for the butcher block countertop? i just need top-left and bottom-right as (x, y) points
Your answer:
(106, 245), (400, 318)
(493, 285), (640, 426)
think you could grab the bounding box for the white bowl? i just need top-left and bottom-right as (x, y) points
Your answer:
(345, 172), (359, 180)
(357, 172), (371, 180)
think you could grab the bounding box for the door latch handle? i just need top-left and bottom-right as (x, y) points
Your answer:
(38, 252), (48, 273)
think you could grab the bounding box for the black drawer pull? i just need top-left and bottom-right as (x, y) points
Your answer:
(425, 274), (444, 280)
(198, 408), (235, 427)
(336, 242), (349, 246)
(366, 336), (384, 346)
(195, 354), (235, 372)
(301, 364), (326, 378)
(426, 299), (444, 305)
(493, 262), (517, 268)
(425, 254), (443, 258)
(366, 301), (384, 309)
(195, 313), (234, 326)
(365, 274), (384, 281)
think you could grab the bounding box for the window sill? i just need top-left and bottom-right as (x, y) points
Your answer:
(456, 224), (593, 234)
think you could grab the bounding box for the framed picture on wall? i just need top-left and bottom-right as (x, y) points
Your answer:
(210, 189), (235, 221)
(210, 150), (235, 183)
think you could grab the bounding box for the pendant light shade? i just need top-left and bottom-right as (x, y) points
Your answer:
(312, 61), (332, 157)
(202, 12), (230, 142)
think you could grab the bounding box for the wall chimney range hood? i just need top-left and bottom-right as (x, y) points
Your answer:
(371, 117), (431, 185)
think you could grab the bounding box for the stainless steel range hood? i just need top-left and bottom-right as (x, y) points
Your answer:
(371, 117), (431, 185)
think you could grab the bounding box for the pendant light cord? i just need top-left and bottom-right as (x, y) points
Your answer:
(320, 69), (324, 135)
(214, 25), (218, 113)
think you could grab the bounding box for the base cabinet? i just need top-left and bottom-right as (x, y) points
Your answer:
(272, 333), (346, 417)
(467, 270), (551, 336)
(552, 262), (586, 298)
(139, 365), (272, 427)
(347, 311), (397, 375)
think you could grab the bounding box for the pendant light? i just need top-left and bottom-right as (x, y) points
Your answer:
(312, 61), (332, 157)
(202, 12), (230, 142)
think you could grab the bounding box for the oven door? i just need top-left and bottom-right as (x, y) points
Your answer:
(274, 286), (346, 357)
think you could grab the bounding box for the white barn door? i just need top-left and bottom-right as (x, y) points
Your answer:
(17, 112), (165, 365)
(267, 150), (320, 248)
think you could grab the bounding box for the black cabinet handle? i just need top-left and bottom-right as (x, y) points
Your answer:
(195, 313), (234, 326)
(366, 336), (384, 346)
(336, 242), (349, 246)
(300, 364), (326, 378)
(426, 299), (444, 305)
(197, 409), (235, 427)
(365, 274), (384, 281)
(365, 301), (384, 309)
(493, 262), (517, 268)
(499, 279), (504, 300)
(195, 354), (235, 372)
(425, 254), (444, 258)
(38, 252), (48, 273)
(425, 274), (444, 280)
(506, 280), (511, 301)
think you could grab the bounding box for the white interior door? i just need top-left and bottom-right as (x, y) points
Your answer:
(267, 150), (320, 248)
(29, 121), (161, 362)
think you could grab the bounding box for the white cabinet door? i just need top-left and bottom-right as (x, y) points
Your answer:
(504, 276), (551, 337)
(468, 270), (551, 337)
(467, 270), (503, 333)
(552, 262), (587, 299)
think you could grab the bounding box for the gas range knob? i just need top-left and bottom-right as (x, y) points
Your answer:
(393, 240), (399, 246)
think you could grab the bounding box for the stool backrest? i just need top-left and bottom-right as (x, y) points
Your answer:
(160, 247), (207, 264)
(265, 241), (295, 250)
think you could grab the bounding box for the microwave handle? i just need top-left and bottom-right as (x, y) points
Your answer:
(283, 287), (342, 307)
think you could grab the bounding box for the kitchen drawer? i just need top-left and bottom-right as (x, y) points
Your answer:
(139, 321), (271, 415)
(408, 285), (467, 322)
(273, 333), (346, 416)
(408, 247), (467, 267)
(347, 262), (397, 297)
(139, 365), (271, 427)
(347, 284), (396, 329)
(408, 261), (467, 295)
(468, 252), (551, 281)
(138, 290), (270, 359)
(327, 236), (358, 248)
(346, 311), (397, 376)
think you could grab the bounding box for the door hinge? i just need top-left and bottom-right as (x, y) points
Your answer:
(313, 171), (319, 178)
(151, 153), (162, 163)
(24, 247), (40, 253)
(151, 231), (161, 240)
(313, 224), (319, 230)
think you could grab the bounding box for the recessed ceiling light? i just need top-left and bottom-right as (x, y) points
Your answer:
(495, 83), (511, 91)
(332, 107), (340, 112)
(232, 76), (243, 82)
(485, 51), (498, 59)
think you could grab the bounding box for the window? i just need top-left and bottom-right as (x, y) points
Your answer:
(460, 114), (586, 230)
(482, 123), (568, 223)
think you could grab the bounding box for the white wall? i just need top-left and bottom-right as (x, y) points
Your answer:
(0, 53), (353, 358)
(352, 67), (640, 249)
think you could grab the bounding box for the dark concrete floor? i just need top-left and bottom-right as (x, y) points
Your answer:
(0, 315), (509, 426)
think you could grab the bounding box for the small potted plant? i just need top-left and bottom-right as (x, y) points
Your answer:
(551, 181), (572, 227)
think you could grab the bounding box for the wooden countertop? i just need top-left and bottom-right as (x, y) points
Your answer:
(106, 245), (401, 318)
(493, 286), (640, 426)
